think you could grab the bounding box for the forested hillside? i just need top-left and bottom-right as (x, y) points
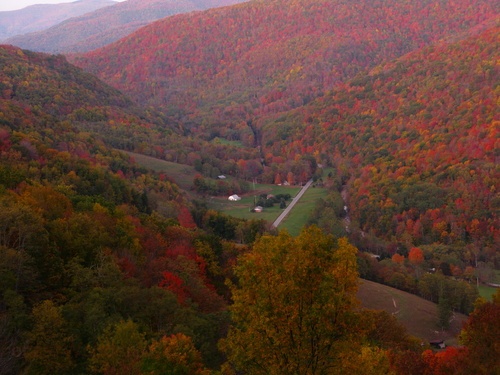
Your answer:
(260, 25), (499, 264)
(72, 0), (498, 143)
(0, 45), (271, 374)
(0, 0), (499, 372)
(6, 0), (249, 53)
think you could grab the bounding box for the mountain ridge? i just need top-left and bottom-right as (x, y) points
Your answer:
(0, 0), (116, 41)
(70, 0), (499, 140)
(5, 0), (249, 53)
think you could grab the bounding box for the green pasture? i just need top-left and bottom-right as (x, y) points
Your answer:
(208, 184), (301, 222)
(278, 186), (328, 236)
(478, 285), (498, 301)
(211, 137), (244, 147)
(125, 151), (197, 191)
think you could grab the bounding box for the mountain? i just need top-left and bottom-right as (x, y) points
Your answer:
(0, 0), (116, 41)
(71, 0), (499, 143)
(70, 0), (498, 257)
(259, 23), (499, 254)
(5, 0), (249, 53)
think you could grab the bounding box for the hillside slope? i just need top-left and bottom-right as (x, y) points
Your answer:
(5, 0), (249, 53)
(71, 0), (499, 142)
(0, 0), (116, 41)
(260, 24), (499, 256)
(0, 43), (187, 191)
(0, 45), (240, 374)
(358, 279), (467, 343)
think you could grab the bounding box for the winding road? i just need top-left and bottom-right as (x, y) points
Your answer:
(271, 179), (313, 228)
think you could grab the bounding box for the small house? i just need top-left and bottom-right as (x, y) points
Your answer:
(429, 340), (446, 349)
(228, 194), (241, 201)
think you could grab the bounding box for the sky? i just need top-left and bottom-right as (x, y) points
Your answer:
(0, 0), (126, 12)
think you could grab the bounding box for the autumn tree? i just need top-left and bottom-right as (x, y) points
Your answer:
(88, 319), (147, 375)
(392, 253), (405, 264)
(142, 333), (209, 375)
(220, 226), (364, 374)
(408, 247), (423, 266)
(23, 300), (75, 375)
(458, 290), (500, 374)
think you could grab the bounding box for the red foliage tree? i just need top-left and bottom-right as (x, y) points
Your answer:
(408, 247), (424, 265)
(159, 271), (187, 305)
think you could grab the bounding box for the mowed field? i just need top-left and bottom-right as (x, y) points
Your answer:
(207, 183), (301, 222)
(358, 279), (468, 345)
(125, 151), (198, 192)
(279, 185), (328, 236)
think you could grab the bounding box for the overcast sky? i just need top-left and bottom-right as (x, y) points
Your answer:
(0, 0), (126, 12)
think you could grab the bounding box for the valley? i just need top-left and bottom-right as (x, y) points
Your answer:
(0, 0), (498, 373)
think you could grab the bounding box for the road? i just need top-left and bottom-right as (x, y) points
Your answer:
(272, 179), (313, 228)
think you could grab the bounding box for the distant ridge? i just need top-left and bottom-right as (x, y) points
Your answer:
(0, 0), (116, 41)
(71, 0), (499, 131)
(5, 0), (249, 53)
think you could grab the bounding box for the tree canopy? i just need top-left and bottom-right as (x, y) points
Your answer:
(221, 226), (370, 374)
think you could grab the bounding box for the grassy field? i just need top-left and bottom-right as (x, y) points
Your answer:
(125, 151), (197, 192)
(478, 285), (498, 300)
(207, 184), (301, 222)
(279, 185), (328, 236)
(211, 137), (244, 147)
(358, 279), (468, 345)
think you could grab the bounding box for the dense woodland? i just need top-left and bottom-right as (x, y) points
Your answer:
(265, 26), (499, 269)
(73, 0), (497, 138)
(0, 0), (499, 373)
(0, 44), (270, 373)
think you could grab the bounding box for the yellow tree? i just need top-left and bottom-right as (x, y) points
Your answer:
(220, 226), (364, 374)
(88, 319), (147, 375)
(142, 333), (210, 375)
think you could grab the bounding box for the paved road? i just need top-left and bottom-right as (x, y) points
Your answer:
(272, 179), (313, 228)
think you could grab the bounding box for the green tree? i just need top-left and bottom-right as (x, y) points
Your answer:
(88, 319), (146, 375)
(23, 300), (75, 375)
(437, 294), (452, 330)
(220, 226), (363, 374)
